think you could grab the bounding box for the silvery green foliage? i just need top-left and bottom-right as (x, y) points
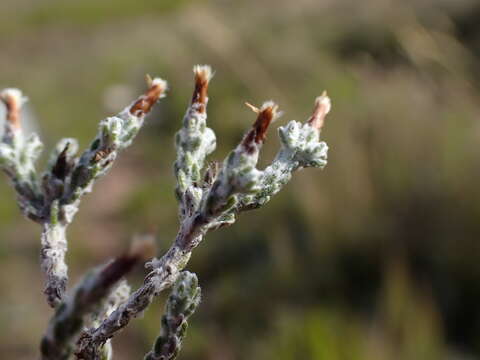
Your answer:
(238, 98), (329, 211)
(1, 66), (331, 360)
(202, 101), (279, 220)
(174, 66), (216, 219)
(0, 79), (167, 307)
(59, 77), (168, 222)
(0, 89), (43, 220)
(144, 272), (201, 360)
(77, 66), (331, 360)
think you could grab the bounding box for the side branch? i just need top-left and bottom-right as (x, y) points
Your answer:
(237, 93), (331, 212)
(1, 78), (166, 308)
(174, 65), (215, 218)
(76, 99), (283, 357)
(144, 272), (201, 360)
(41, 239), (154, 360)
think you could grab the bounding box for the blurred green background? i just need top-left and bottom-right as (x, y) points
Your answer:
(1, 0), (480, 359)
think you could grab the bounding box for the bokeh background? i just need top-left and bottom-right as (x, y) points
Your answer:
(1, 0), (480, 359)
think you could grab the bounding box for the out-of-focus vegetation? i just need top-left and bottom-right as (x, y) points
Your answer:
(1, 0), (480, 359)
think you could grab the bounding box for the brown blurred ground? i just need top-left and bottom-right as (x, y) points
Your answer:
(1, 0), (480, 359)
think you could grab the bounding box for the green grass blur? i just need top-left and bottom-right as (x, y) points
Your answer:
(1, 0), (480, 359)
